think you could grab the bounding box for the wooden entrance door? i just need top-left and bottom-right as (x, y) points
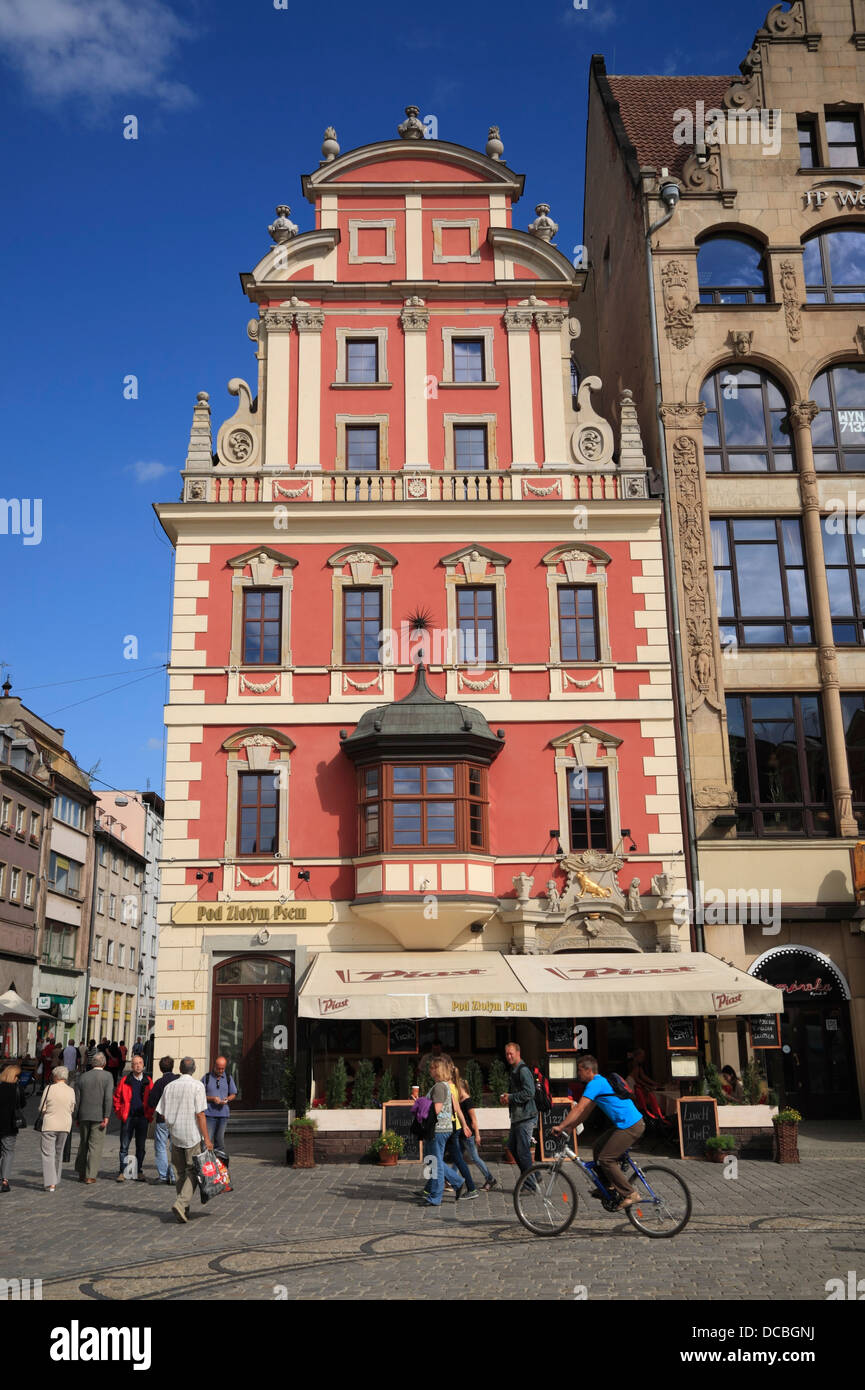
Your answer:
(211, 955), (294, 1110)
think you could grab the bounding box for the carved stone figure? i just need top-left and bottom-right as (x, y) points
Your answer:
(694, 648), (712, 691)
(528, 203), (558, 241)
(545, 880), (562, 913)
(660, 260), (695, 349)
(513, 872), (534, 904)
(729, 329), (753, 357)
(779, 260), (802, 342)
(398, 105), (424, 140)
(790, 401), (819, 430)
(627, 878), (642, 914)
(268, 205), (298, 245)
(571, 868), (612, 901)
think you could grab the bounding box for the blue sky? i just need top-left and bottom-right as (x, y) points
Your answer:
(0, 0), (769, 795)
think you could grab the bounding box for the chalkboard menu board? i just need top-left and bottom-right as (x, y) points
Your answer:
(748, 1013), (781, 1049)
(381, 1101), (422, 1162)
(666, 1016), (698, 1050)
(546, 1019), (578, 1052)
(676, 1096), (719, 1159)
(538, 1100), (577, 1163)
(387, 1020), (419, 1055)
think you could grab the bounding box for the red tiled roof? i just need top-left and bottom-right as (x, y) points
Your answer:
(606, 75), (734, 177)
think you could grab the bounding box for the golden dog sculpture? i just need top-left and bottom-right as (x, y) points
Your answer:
(572, 869), (612, 900)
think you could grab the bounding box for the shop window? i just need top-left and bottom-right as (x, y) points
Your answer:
(697, 235), (768, 304)
(726, 694), (832, 837)
(700, 367), (793, 472)
(822, 519), (865, 643)
(841, 694), (865, 833)
(810, 363), (865, 471)
(803, 229), (865, 304)
(711, 517), (812, 646)
(357, 762), (488, 853)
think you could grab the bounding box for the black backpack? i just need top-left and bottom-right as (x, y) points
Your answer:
(594, 1073), (637, 1104)
(532, 1065), (552, 1115)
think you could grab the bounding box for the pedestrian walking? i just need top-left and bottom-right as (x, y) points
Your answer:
(0, 1062), (26, 1193)
(77, 1040), (89, 1072)
(132, 1037), (145, 1058)
(38, 1035), (56, 1092)
(73, 1052), (114, 1183)
(62, 1039), (79, 1073)
(113, 1054), (153, 1182)
(119, 1040), (128, 1067)
(444, 1064), (476, 1199)
(148, 1057), (179, 1184)
(418, 1058), (466, 1207)
(203, 1056), (238, 1152)
(154, 1057), (210, 1225)
(107, 1041), (123, 1088)
(457, 1077), (497, 1191)
(501, 1041), (539, 1191)
(38, 1065), (76, 1191)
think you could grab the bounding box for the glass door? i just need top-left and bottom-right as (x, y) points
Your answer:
(211, 955), (294, 1109)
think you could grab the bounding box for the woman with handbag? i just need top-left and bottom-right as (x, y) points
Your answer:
(0, 1062), (26, 1193)
(37, 1065), (76, 1191)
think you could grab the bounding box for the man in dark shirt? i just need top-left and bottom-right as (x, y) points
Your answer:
(148, 1057), (179, 1184)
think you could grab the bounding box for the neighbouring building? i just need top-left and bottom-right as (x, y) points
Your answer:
(0, 681), (97, 1049)
(94, 789), (164, 1042)
(583, 0), (865, 1116)
(90, 797), (148, 1048)
(153, 110), (782, 1131)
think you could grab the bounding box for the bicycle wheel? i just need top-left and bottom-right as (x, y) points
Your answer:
(513, 1163), (578, 1236)
(625, 1164), (692, 1238)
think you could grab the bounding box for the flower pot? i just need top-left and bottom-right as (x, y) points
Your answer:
(378, 1151), (399, 1166)
(292, 1125), (316, 1168)
(706, 1150), (727, 1163)
(774, 1121), (799, 1164)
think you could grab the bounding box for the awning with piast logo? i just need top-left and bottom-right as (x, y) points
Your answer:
(297, 952), (784, 1020)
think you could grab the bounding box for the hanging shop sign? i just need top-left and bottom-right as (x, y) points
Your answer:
(171, 900), (333, 925)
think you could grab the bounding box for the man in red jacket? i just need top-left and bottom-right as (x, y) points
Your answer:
(113, 1054), (153, 1182)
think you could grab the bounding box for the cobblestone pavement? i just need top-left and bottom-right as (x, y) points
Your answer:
(3, 1108), (864, 1303)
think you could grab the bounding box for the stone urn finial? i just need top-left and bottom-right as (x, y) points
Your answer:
(268, 205), (298, 244)
(398, 105), (424, 139)
(528, 203), (558, 242)
(486, 124), (504, 160)
(321, 126), (340, 163)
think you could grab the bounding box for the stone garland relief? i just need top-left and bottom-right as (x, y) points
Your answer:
(660, 261), (695, 350)
(671, 433), (720, 712)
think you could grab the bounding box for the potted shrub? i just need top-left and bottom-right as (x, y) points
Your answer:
(326, 1056), (348, 1110)
(488, 1058), (510, 1106)
(705, 1133), (736, 1163)
(377, 1068), (396, 1105)
(773, 1107), (802, 1164)
(371, 1130), (404, 1166)
(288, 1115), (317, 1168)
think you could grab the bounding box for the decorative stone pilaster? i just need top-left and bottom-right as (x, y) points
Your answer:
(295, 311), (325, 471)
(779, 259), (803, 343)
(659, 260), (695, 350)
(503, 306), (536, 469)
(503, 306), (534, 332)
(401, 298), (430, 469)
(790, 400), (857, 837)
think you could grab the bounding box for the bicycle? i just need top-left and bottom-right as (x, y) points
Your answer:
(513, 1135), (692, 1238)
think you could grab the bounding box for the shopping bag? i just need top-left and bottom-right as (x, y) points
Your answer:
(191, 1146), (233, 1204)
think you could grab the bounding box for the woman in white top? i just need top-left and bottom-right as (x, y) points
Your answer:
(37, 1066), (76, 1190)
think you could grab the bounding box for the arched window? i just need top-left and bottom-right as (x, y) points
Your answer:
(802, 229), (865, 303)
(700, 367), (793, 472)
(697, 235), (768, 305)
(811, 363), (865, 471)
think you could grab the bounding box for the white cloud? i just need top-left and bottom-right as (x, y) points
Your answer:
(145, 737), (163, 750)
(0, 0), (197, 108)
(128, 460), (171, 483)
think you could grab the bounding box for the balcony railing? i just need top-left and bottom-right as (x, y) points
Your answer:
(185, 470), (645, 505)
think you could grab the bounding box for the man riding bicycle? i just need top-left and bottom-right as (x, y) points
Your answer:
(552, 1055), (645, 1210)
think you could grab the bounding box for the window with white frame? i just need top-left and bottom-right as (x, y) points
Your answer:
(118, 943), (125, 968)
(109, 894), (117, 919)
(97, 888), (105, 914)
(14, 805), (25, 834)
(53, 793), (86, 830)
(0, 797), (10, 829)
(0, 863), (5, 895)
(94, 935), (102, 961)
(107, 939), (115, 964)
(29, 810), (40, 841)
(24, 872), (35, 907)
(551, 724), (623, 856)
(48, 852), (82, 896)
(440, 545), (511, 667)
(129, 946), (135, 971)
(334, 328), (389, 385)
(328, 545), (397, 670)
(9, 867), (21, 901)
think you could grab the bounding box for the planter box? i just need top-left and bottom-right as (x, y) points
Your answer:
(308, 1109), (382, 1132)
(718, 1105), (778, 1130)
